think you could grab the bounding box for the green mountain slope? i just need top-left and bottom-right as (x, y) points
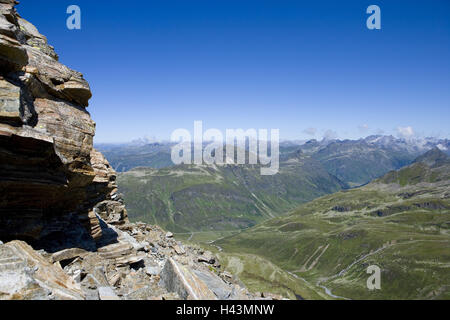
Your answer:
(310, 138), (419, 187)
(117, 152), (345, 234)
(215, 148), (450, 299)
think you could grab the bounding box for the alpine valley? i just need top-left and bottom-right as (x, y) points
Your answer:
(96, 138), (450, 299)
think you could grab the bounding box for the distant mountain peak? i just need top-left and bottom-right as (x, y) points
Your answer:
(375, 147), (450, 186)
(413, 147), (449, 167)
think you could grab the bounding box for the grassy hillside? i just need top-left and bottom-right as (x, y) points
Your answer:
(215, 149), (450, 299)
(216, 252), (328, 300)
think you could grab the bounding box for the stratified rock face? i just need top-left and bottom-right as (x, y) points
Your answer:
(0, 0), (125, 249)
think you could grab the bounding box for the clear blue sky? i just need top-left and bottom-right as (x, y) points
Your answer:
(18, 0), (450, 143)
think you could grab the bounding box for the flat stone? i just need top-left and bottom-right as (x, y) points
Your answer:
(97, 242), (133, 259)
(159, 258), (217, 300)
(193, 269), (233, 300)
(124, 286), (157, 300)
(98, 286), (120, 300)
(50, 248), (88, 263)
(108, 273), (121, 287)
(115, 254), (145, 267)
(145, 266), (160, 276)
(197, 255), (215, 264)
(172, 244), (185, 255)
(0, 241), (84, 300)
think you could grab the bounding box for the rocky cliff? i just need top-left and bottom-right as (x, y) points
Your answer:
(0, 1), (281, 300)
(0, 0), (126, 250)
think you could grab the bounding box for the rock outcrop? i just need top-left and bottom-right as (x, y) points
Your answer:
(0, 0), (125, 250)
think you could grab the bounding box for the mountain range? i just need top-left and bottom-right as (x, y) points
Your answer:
(97, 135), (450, 186)
(97, 135), (450, 238)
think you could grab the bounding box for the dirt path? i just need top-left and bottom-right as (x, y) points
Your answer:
(313, 239), (450, 299)
(314, 243), (391, 300)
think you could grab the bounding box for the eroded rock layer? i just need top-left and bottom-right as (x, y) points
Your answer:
(0, 0), (125, 249)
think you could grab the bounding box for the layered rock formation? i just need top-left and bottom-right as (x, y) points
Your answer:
(0, 0), (125, 250)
